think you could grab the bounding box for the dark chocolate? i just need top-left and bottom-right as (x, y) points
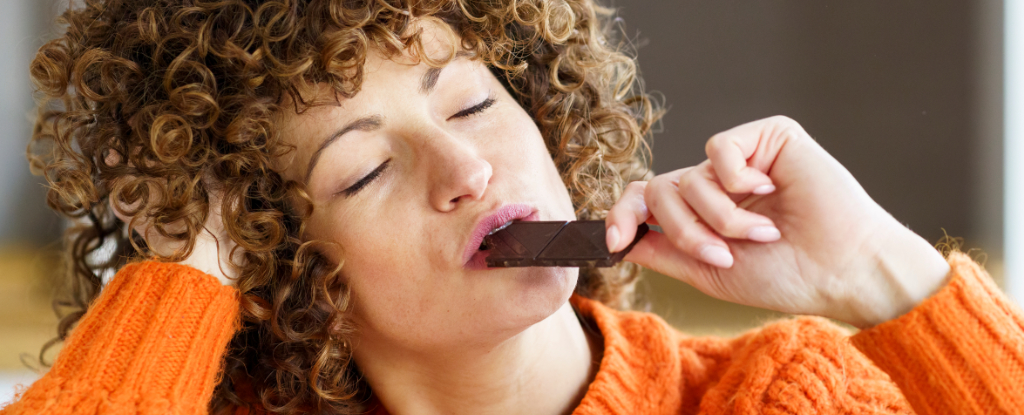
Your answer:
(483, 220), (649, 267)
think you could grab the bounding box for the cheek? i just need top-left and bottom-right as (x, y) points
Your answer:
(317, 206), (424, 276)
(317, 209), (441, 313)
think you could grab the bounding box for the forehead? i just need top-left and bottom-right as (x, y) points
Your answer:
(352, 17), (463, 88)
(270, 20), (474, 178)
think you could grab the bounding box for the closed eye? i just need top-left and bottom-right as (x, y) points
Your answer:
(450, 95), (496, 119)
(341, 159), (391, 197)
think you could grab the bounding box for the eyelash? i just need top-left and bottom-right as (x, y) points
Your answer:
(451, 96), (496, 119)
(340, 96), (494, 197)
(342, 159), (391, 197)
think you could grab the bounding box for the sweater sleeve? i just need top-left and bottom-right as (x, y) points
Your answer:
(850, 251), (1024, 415)
(0, 261), (240, 415)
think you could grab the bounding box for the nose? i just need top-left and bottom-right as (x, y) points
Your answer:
(425, 134), (493, 212)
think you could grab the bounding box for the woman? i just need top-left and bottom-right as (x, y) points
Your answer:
(3, 0), (1022, 414)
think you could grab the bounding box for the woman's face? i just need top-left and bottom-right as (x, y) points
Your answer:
(273, 24), (578, 353)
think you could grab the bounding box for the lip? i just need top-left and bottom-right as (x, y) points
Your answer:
(463, 204), (539, 268)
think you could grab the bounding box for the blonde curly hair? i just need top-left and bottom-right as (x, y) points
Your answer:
(28, 0), (658, 412)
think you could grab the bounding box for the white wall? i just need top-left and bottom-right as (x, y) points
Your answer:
(1006, 0), (1024, 305)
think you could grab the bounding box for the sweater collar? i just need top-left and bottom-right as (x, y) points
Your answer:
(362, 295), (684, 415)
(569, 295), (684, 414)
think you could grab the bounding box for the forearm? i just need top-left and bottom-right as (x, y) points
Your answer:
(851, 252), (1024, 415)
(0, 262), (240, 415)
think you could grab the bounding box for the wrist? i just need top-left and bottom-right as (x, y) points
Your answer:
(174, 233), (240, 286)
(840, 228), (951, 329)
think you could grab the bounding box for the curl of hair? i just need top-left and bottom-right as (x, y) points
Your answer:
(28, 0), (660, 413)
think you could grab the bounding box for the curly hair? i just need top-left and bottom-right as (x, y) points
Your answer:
(28, 0), (659, 413)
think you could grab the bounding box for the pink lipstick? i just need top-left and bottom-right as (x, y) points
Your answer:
(464, 204), (538, 269)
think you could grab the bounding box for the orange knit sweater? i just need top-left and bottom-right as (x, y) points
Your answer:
(1, 252), (1022, 414)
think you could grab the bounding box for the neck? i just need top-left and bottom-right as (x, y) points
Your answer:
(354, 300), (601, 415)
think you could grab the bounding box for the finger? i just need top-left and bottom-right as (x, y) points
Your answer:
(644, 175), (734, 268)
(704, 131), (773, 194)
(704, 116), (803, 194)
(605, 181), (651, 252)
(678, 163), (780, 242)
(623, 231), (711, 286)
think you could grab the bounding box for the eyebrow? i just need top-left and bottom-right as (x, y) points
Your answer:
(304, 115), (384, 184)
(420, 66), (442, 94)
(420, 50), (475, 94)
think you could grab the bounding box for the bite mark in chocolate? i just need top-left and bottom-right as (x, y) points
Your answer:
(483, 220), (649, 267)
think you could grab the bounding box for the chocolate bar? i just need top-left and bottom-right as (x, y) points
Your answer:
(483, 220), (649, 267)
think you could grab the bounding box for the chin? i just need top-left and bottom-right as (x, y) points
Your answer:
(414, 267), (578, 350)
(502, 266), (579, 323)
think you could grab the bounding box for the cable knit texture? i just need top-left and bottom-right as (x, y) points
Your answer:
(3, 252), (1023, 415)
(567, 298), (915, 414)
(0, 262), (239, 415)
(851, 252), (1024, 414)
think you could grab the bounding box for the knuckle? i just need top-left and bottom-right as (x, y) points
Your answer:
(768, 115), (797, 125)
(625, 180), (647, 194)
(719, 210), (748, 237)
(670, 232), (694, 252)
(705, 209), (734, 234)
(705, 133), (728, 155)
(629, 186), (649, 214)
(676, 172), (709, 201)
(647, 175), (675, 196)
(769, 115), (806, 137)
(673, 171), (697, 193)
(720, 175), (746, 194)
(695, 160), (713, 174)
(645, 188), (663, 211)
(677, 180), (699, 202)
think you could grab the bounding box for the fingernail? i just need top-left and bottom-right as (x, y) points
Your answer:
(606, 225), (620, 252)
(700, 245), (734, 268)
(747, 226), (781, 242)
(753, 184), (776, 195)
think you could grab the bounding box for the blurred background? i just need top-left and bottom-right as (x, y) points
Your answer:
(0, 0), (1014, 403)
